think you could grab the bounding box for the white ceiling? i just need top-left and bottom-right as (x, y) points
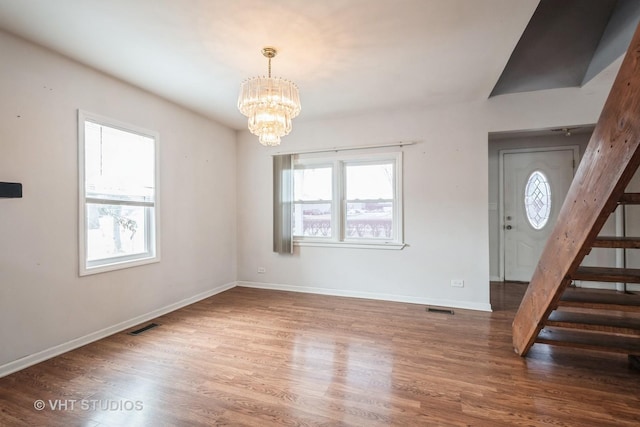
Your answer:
(0, 0), (539, 130)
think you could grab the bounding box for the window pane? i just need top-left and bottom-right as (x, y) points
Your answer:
(293, 203), (332, 237)
(87, 203), (150, 262)
(294, 167), (332, 201)
(85, 121), (155, 202)
(346, 163), (393, 200)
(524, 171), (551, 230)
(346, 202), (393, 239)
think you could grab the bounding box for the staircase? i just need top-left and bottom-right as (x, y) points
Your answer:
(512, 22), (640, 357)
(534, 253), (640, 356)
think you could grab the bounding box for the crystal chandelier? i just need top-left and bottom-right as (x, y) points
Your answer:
(237, 47), (301, 146)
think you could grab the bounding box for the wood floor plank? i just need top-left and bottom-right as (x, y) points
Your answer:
(1, 283), (639, 426)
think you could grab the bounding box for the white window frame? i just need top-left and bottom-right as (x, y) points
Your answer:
(78, 110), (161, 276)
(293, 151), (404, 249)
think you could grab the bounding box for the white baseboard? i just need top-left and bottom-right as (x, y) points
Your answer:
(0, 281), (236, 378)
(490, 275), (502, 282)
(237, 281), (492, 312)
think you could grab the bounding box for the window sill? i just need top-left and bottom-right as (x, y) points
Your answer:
(294, 241), (405, 250)
(80, 255), (160, 276)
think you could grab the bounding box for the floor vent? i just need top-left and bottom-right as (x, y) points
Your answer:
(427, 307), (454, 315)
(128, 323), (159, 335)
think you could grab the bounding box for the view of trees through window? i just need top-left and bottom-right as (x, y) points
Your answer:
(81, 116), (157, 270)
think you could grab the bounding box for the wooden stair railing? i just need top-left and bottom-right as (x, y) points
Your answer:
(512, 21), (640, 357)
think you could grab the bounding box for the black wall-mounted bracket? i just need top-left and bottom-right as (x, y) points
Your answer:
(0, 182), (22, 198)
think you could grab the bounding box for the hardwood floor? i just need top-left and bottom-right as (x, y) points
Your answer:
(1, 283), (639, 426)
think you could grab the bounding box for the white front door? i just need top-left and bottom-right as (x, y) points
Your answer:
(503, 148), (576, 282)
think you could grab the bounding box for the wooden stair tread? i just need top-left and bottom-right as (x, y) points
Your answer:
(592, 236), (640, 248)
(536, 328), (640, 354)
(559, 287), (640, 312)
(572, 266), (640, 283)
(546, 311), (640, 336)
(618, 193), (640, 205)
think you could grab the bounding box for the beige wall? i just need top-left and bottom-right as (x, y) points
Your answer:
(237, 102), (493, 311)
(236, 57), (619, 313)
(0, 30), (237, 373)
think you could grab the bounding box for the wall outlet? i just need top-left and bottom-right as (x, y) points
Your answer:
(257, 267), (266, 274)
(450, 279), (464, 288)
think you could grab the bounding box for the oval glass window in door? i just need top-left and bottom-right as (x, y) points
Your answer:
(524, 170), (551, 230)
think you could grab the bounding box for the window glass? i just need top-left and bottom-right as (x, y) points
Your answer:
(86, 203), (150, 261)
(346, 163), (394, 200)
(293, 166), (332, 238)
(293, 203), (332, 237)
(524, 170), (551, 230)
(345, 162), (394, 240)
(294, 167), (332, 201)
(290, 153), (403, 247)
(79, 111), (159, 275)
(85, 122), (155, 202)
